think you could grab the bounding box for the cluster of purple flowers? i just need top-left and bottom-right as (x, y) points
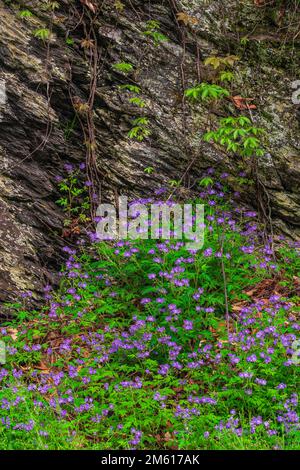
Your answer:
(0, 172), (299, 450)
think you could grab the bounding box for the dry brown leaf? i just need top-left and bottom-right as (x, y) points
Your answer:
(7, 328), (18, 341)
(231, 95), (257, 110)
(35, 362), (51, 374)
(176, 12), (199, 26)
(80, 38), (95, 49)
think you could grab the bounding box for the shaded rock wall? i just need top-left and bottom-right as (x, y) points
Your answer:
(0, 0), (299, 303)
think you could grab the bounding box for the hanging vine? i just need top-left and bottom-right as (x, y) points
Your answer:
(67, 1), (106, 218)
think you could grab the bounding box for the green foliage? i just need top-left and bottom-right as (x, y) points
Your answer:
(129, 97), (146, 108)
(119, 86), (146, 108)
(199, 177), (214, 188)
(1, 182), (299, 450)
(144, 166), (154, 174)
(145, 20), (161, 30)
(119, 84), (141, 94)
(114, 0), (125, 11)
(240, 36), (250, 46)
(63, 115), (77, 140)
(128, 117), (151, 141)
(112, 62), (134, 73)
(18, 9), (33, 19)
(41, 0), (60, 11)
(66, 36), (74, 46)
(185, 83), (230, 102)
(118, 81), (149, 137)
(204, 55), (240, 70)
(56, 167), (90, 227)
(219, 71), (234, 83)
(143, 20), (169, 45)
(33, 28), (51, 41)
(203, 116), (265, 158)
(168, 179), (180, 187)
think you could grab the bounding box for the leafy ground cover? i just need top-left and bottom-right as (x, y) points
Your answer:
(0, 169), (299, 450)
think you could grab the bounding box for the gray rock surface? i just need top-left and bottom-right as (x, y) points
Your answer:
(0, 0), (299, 303)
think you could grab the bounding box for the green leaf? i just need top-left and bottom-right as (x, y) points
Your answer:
(19, 9), (33, 18)
(112, 62), (134, 73)
(34, 28), (51, 41)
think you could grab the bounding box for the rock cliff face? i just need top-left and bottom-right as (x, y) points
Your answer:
(0, 0), (299, 304)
